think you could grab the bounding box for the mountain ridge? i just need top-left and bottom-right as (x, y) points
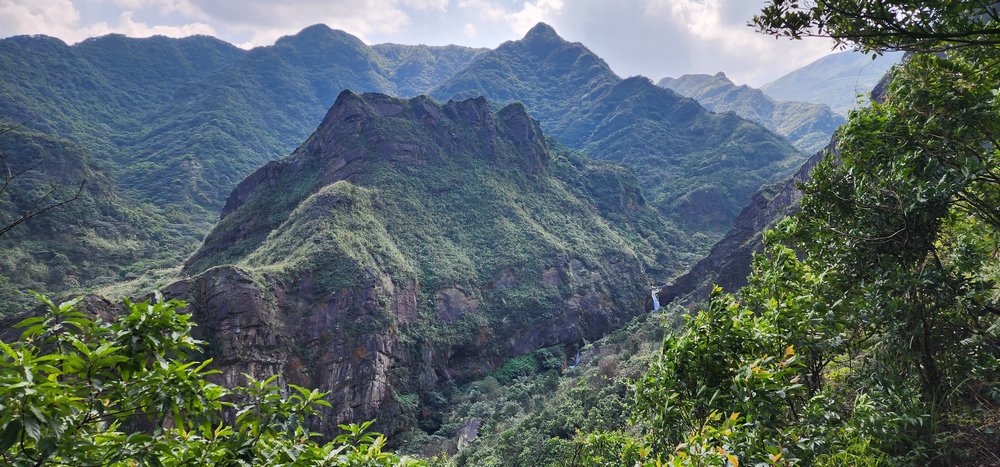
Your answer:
(431, 23), (807, 236)
(658, 72), (845, 153)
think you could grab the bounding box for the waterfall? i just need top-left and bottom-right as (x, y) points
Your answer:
(569, 348), (581, 369)
(651, 289), (660, 311)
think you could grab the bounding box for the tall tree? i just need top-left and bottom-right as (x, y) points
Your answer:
(0, 123), (85, 238)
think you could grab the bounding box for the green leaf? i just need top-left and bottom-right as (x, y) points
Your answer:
(0, 421), (22, 452)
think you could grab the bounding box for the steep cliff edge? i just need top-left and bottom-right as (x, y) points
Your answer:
(170, 91), (685, 436)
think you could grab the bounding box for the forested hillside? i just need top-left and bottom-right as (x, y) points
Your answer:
(0, 2), (997, 466)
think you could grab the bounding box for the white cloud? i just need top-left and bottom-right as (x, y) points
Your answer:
(457, 0), (563, 34)
(640, 0), (832, 84)
(99, 11), (215, 38)
(186, 0), (413, 47)
(402, 0), (450, 10)
(463, 22), (477, 38)
(0, 0), (214, 43)
(0, 0), (84, 41)
(113, 0), (205, 18)
(505, 0), (564, 33)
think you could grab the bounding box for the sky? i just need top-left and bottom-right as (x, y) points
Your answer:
(0, 0), (842, 86)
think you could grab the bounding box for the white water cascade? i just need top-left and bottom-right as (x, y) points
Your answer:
(651, 289), (660, 311)
(569, 348), (581, 369)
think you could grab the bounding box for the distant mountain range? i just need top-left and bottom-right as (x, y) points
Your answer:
(760, 50), (904, 116)
(658, 72), (844, 154)
(432, 23), (805, 234)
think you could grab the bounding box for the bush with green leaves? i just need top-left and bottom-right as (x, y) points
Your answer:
(0, 293), (423, 466)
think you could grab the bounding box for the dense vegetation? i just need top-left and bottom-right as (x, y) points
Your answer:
(404, 3), (1000, 465)
(4, 2), (998, 465)
(658, 72), (845, 154)
(571, 3), (1000, 465)
(0, 126), (194, 316)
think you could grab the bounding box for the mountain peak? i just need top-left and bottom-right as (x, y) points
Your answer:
(712, 71), (734, 84)
(296, 23), (336, 36)
(275, 23), (364, 48)
(524, 22), (560, 40)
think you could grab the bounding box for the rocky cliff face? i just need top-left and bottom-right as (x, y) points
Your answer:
(658, 71), (896, 306)
(170, 91), (682, 436)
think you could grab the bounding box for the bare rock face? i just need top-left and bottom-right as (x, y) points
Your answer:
(457, 417), (484, 450)
(162, 265), (408, 431)
(435, 287), (481, 322)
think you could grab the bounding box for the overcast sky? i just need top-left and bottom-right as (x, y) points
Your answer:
(0, 0), (842, 86)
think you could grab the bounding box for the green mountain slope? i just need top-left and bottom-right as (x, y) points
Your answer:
(431, 23), (805, 235)
(0, 25), (486, 215)
(373, 43), (487, 97)
(0, 26), (484, 307)
(760, 50), (903, 116)
(0, 126), (194, 315)
(169, 91), (687, 438)
(658, 72), (845, 154)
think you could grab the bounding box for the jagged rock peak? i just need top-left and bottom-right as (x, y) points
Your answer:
(323, 90), (499, 129)
(313, 91), (548, 175)
(323, 90), (543, 138)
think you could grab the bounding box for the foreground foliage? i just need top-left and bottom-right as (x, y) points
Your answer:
(0, 294), (421, 466)
(574, 4), (1000, 466)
